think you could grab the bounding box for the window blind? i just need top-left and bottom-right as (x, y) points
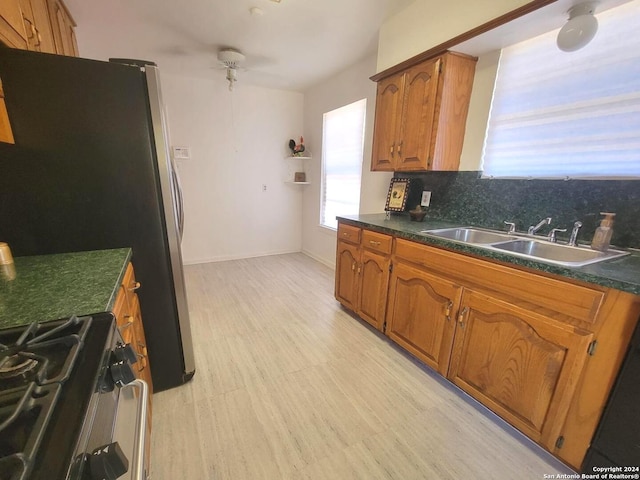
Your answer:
(482, 0), (640, 179)
(320, 99), (366, 229)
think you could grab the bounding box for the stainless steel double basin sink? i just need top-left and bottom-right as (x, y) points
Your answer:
(420, 227), (630, 267)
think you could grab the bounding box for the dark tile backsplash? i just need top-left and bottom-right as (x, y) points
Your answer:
(394, 171), (640, 248)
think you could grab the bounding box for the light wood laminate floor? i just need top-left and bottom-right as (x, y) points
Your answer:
(150, 253), (575, 479)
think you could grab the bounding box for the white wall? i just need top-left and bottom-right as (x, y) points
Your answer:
(376, 0), (530, 72)
(161, 72), (305, 264)
(301, 54), (393, 267)
(459, 50), (500, 171)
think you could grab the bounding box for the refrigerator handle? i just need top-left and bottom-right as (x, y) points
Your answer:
(171, 160), (185, 240)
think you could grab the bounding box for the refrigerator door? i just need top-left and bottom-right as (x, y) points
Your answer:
(0, 48), (193, 391)
(143, 65), (195, 376)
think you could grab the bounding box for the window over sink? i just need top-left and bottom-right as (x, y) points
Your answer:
(481, 0), (640, 179)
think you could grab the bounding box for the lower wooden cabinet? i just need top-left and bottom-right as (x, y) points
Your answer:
(448, 289), (592, 450)
(334, 220), (640, 470)
(112, 261), (153, 470)
(335, 223), (391, 331)
(386, 261), (461, 375)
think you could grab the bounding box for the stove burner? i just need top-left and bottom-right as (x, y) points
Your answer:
(0, 355), (39, 380)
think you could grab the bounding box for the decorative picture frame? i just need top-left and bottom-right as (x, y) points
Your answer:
(385, 178), (410, 212)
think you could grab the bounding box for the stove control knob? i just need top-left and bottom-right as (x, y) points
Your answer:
(114, 343), (138, 364)
(110, 360), (136, 387)
(89, 441), (129, 480)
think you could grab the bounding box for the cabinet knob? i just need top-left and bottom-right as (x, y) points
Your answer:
(128, 281), (141, 291)
(458, 307), (469, 327)
(445, 300), (454, 321)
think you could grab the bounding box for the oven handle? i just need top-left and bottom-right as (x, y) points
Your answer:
(129, 379), (149, 480)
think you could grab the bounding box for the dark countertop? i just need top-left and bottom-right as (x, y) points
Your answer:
(338, 214), (640, 296)
(0, 248), (131, 329)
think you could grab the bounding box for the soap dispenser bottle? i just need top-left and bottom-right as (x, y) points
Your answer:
(591, 212), (615, 251)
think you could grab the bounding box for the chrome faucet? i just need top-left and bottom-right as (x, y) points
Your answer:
(528, 217), (552, 235)
(568, 221), (583, 247)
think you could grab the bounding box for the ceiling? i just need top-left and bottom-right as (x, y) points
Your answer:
(64, 0), (414, 92)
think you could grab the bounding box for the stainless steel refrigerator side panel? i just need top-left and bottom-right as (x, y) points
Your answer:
(144, 66), (196, 377)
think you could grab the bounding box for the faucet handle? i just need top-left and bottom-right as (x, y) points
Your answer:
(548, 228), (567, 243)
(503, 221), (516, 234)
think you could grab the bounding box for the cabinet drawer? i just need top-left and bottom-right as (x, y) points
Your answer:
(337, 223), (361, 245)
(362, 230), (392, 254)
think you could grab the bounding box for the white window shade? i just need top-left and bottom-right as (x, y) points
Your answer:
(320, 99), (366, 229)
(482, 1), (640, 179)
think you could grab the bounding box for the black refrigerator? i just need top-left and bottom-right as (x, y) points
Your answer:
(0, 47), (195, 392)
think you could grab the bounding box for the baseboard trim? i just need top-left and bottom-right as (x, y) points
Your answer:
(183, 248), (302, 265)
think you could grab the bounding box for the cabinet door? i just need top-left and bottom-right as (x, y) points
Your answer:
(371, 73), (404, 171)
(20, 0), (56, 53)
(47, 0), (77, 56)
(335, 241), (360, 312)
(0, 1), (28, 49)
(396, 58), (441, 171)
(448, 289), (592, 449)
(358, 249), (390, 331)
(386, 261), (462, 375)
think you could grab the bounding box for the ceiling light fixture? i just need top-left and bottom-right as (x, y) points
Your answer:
(557, 2), (599, 52)
(217, 49), (245, 91)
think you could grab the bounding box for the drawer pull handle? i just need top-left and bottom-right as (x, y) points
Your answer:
(120, 320), (134, 330)
(369, 240), (381, 246)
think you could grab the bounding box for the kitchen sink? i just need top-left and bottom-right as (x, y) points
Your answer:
(490, 239), (630, 267)
(421, 227), (517, 244)
(420, 226), (630, 267)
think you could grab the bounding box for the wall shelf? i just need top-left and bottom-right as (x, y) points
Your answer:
(285, 151), (312, 184)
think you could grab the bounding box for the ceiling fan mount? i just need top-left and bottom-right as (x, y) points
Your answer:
(217, 49), (246, 90)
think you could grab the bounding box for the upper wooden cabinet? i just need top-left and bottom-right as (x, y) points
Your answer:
(0, 1), (28, 49)
(19, 0), (56, 53)
(371, 51), (477, 172)
(0, 0), (77, 55)
(47, 0), (77, 56)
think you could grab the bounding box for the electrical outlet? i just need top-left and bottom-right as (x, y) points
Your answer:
(421, 191), (432, 207)
(262, 184), (267, 192)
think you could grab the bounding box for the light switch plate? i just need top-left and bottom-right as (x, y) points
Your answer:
(421, 191), (432, 207)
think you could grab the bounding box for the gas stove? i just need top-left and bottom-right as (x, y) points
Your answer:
(0, 314), (148, 480)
